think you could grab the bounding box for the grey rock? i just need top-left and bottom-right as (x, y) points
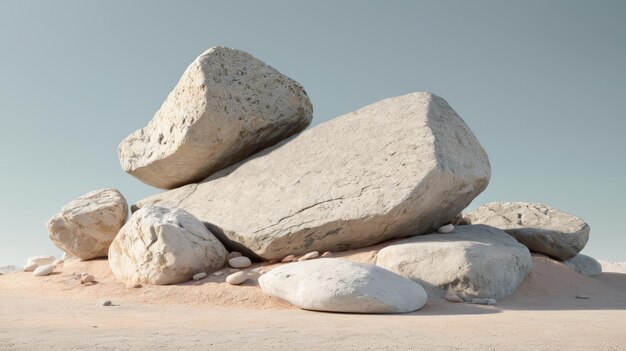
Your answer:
(464, 202), (589, 260)
(375, 224), (532, 300)
(565, 254), (602, 277)
(134, 92), (490, 260)
(118, 47), (313, 189)
(258, 258), (427, 313)
(108, 206), (227, 285)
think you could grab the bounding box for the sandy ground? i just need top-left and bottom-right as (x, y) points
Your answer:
(1, 255), (625, 351)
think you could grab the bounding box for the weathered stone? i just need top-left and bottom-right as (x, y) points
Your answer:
(565, 254), (602, 277)
(118, 47), (313, 189)
(192, 272), (207, 281)
(226, 251), (242, 260)
(376, 224), (532, 300)
(33, 264), (54, 277)
(464, 202), (589, 260)
(437, 224), (454, 234)
(108, 206), (227, 285)
(23, 263), (38, 272)
(134, 92), (490, 260)
(228, 256), (252, 268)
(226, 271), (248, 285)
(26, 256), (55, 267)
(297, 251), (319, 261)
(259, 258), (427, 313)
(81, 274), (95, 284)
(281, 255), (295, 263)
(47, 189), (128, 260)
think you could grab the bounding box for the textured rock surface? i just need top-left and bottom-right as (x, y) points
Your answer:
(108, 206), (227, 285)
(565, 254), (602, 277)
(119, 47), (313, 189)
(259, 258), (427, 313)
(464, 202), (589, 260)
(375, 224), (532, 300)
(134, 92), (490, 260)
(47, 189), (128, 260)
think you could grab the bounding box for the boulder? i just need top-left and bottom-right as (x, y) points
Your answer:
(108, 206), (227, 285)
(134, 92), (491, 260)
(565, 254), (602, 277)
(375, 224), (532, 300)
(118, 47), (313, 189)
(47, 189), (128, 260)
(259, 258), (427, 313)
(464, 202), (589, 260)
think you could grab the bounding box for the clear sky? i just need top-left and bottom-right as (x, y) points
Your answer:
(1, 1), (624, 266)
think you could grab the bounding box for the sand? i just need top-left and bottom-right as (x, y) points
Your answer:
(1, 255), (625, 350)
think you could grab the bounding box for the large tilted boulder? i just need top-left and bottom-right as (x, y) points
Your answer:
(259, 258), (427, 313)
(565, 254), (602, 277)
(464, 202), (589, 260)
(134, 92), (491, 260)
(47, 189), (128, 260)
(118, 47), (313, 189)
(375, 224), (532, 300)
(108, 206), (227, 285)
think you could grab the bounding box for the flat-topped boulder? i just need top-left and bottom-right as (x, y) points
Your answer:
(134, 92), (491, 260)
(108, 206), (227, 285)
(47, 189), (128, 260)
(259, 258), (427, 313)
(375, 224), (532, 300)
(118, 47), (313, 189)
(464, 202), (589, 260)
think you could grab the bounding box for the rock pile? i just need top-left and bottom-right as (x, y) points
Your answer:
(39, 46), (598, 314)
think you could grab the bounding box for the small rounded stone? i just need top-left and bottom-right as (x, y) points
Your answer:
(192, 272), (207, 281)
(281, 255), (295, 263)
(437, 224), (455, 234)
(101, 300), (112, 306)
(297, 251), (319, 261)
(226, 251), (242, 260)
(226, 271), (248, 285)
(229, 256), (252, 268)
(81, 274), (95, 284)
(33, 264), (54, 277)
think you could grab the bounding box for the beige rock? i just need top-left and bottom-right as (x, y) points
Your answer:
(134, 92), (490, 260)
(259, 258), (428, 313)
(464, 202), (589, 260)
(297, 251), (319, 261)
(321, 251), (332, 257)
(23, 263), (38, 272)
(26, 256), (55, 267)
(118, 47), (313, 189)
(33, 264), (54, 277)
(226, 271), (248, 285)
(281, 255), (295, 263)
(108, 206), (227, 285)
(376, 224), (532, 300)
(228, 256), (252, 268)
(47, 189), (128, 260)
(192, 272), (207, 281)
(81, 274), (95, 284)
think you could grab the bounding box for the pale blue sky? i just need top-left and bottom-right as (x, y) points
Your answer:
(1, 1), (624, 266)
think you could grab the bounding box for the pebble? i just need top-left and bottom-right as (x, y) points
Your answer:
(437, 224), (455, 234)
(101, 300), (112, 306)
(192, 272), (207, 281)
(26, 256), (55, 267)
(281, 255), (295, 263)
(33, 264), (55, 277)
(297, 251), (319, 261)
(444, 292), (463, 303)
(212, 271), (224, 276)
(226, 271), (248, 285)
(229, 256), (252, 268)
(24, 263), (38, 272)
(81, 274), (96, 284)
(321, 251), (332, 257)
(471, 298), (496, 306)
(226, 251), (242, 260)
(575, 294), (590, 299)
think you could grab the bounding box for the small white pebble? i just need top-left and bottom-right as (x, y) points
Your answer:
(229, 256), (252, 268)
(33, 264), (55, 277)
(437, 224), (455, 234)
(281, 255), (295, 263)
(321, 251), (332, 257)
(101, 300), (112, 306)
(212, 271), (224, 276)
(24, 263), (38, 272)
(226, 271), (248, 285)
(226, 251), (242, 260)
(192, 272), (207, 281)
(298, 251), (320, 261)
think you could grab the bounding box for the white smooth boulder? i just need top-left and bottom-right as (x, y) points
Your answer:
(47, 189), (128, 260)
(464, 202), (589, 260)
(258, 258), (427, 313)
(108, 206), (227, 285)
(375, 224), (532, 300)
(565, 254), (602, 277)
(33, 264), (55, 277)
(118, 47), (313, 189)
(26, 256), (55, 267)
(134, 92), (491, 260)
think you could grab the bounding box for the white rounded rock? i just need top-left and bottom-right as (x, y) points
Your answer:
(281, 255), (295, 263)
(23, 263), (38, 272)
(228, 256), (252, 268)
(108, 206), (228, 285)
(226, 271), (248, 285)
(81, 274), (95, 284)
(259, 258), (427, 314)
(437, 224), (455, 234)
(26, 256), (55, 267)
(33, 264), (55, 277)
(212, 271), (224, 276)
(192, 272), (207, 281)
(297, 251), (319, 261)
